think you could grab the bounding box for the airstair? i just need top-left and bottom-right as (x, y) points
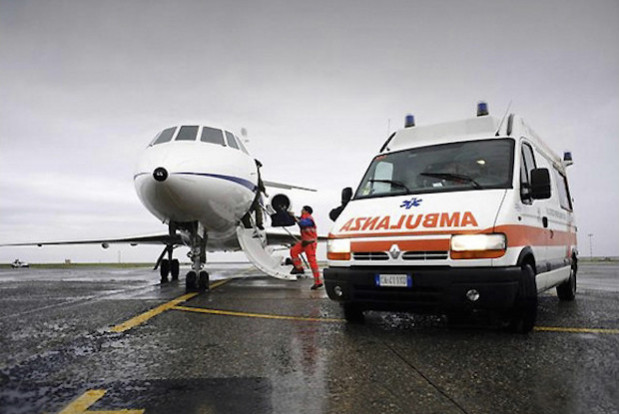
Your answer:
(235, 225), (298, 281)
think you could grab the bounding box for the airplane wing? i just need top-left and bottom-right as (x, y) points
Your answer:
(263, 180), (317, 192)
(0, 233), (182, 248)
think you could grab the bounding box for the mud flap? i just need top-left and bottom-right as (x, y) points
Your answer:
(236, 225), (297, 281)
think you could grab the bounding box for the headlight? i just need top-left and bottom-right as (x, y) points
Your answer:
(450, 234), (506, 259)
(327, 238), (351, 260)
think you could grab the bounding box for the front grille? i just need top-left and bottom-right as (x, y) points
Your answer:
(353, 252), (390, 261)
(353, 251), (449, 261)
(402, 251), (449, 260)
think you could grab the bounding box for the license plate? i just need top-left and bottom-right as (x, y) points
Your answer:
(375, 274), (412, 288)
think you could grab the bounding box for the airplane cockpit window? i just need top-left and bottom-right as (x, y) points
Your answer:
(225, 131), (240, 150)
(176, 125), (199, 141)
(151, 127), (176, 145)
(200, 127), (226, 145)
(235, 135), (250, 154)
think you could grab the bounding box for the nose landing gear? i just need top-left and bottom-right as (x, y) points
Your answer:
(185, 222), (209, 293)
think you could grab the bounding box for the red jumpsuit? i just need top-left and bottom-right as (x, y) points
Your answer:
(290, 212), (321, 284)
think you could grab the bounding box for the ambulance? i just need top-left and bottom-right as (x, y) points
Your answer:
(324, 103), (577, 333)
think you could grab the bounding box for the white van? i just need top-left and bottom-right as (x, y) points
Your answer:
(324, 104), (577, 333)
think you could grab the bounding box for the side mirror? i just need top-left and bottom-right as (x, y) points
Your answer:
(530, 168), (551, 200)
(341, 187), (353, 204)
(330, 187), (353, 222)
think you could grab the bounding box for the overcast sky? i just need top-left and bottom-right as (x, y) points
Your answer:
(1, 0), (618, 263)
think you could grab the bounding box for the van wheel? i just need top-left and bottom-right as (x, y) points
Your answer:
(556, 262), (577, 301)
(509, 263), (538, 334)
(343, 303), (365, 324)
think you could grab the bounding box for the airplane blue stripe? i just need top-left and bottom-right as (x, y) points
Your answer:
(172, 172), (257, 192)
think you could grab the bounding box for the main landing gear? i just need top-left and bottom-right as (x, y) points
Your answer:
(155, 244), (180, 284)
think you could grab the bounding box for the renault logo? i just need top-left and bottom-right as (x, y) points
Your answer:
(389, 244), (401, 259)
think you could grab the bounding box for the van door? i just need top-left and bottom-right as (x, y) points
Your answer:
(547, 166), (574, 269)
(518, 141), (548, 273)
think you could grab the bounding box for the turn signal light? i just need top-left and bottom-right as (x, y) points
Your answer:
(450, 250), (506, 259)
(327, 252), (351, 260)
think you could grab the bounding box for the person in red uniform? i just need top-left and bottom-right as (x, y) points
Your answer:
(290, 206), (323, 290)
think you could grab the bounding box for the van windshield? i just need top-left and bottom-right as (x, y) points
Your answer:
(355, 138), (514, 199)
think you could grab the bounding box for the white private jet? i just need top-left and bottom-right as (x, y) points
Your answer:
(2, 124), (317, 291)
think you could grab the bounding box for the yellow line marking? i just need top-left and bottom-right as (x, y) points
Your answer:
(109, 278), (233, 333)
(110, 292), (198, 333)
(209, 278), (232, 289)
(534, 326), (619, 334)
(172, 305), (619, 333)
(173, 305), (345, 323)
(58, 389), (144, 414)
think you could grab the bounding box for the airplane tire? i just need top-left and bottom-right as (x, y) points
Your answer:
(508, 263), (537, 334)
(343, 303), (365, 324)
(171, 259), (180, 281)
(186, 271), (197, 292)
(198, 271), (209, 291)
(160, 259), (170, 283)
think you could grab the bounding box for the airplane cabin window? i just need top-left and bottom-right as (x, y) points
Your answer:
(235, 135), (250, 154)
(200, 127), (226, 145)
(225, 131), (240, 149)
(176, 125), (199, 141)
(151, 127), (176, 145)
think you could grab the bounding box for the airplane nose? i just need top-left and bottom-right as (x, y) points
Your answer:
(153, 167), (168, 182)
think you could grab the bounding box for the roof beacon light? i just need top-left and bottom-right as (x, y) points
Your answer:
(405, 114), (415, 128)
(477, 101), (489, 117)
(563, 151), (574, 167)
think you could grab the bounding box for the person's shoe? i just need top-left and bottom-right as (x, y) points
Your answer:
(290, 267), (305, 275)
(310, 283), (323, 290)
(257, 224), (264, 230)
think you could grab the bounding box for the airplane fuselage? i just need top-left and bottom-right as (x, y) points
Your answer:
(133, 125), (258, 250)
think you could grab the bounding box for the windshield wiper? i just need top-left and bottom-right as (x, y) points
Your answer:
(420, 172), (482, 189)
(368, 179), (411, 192)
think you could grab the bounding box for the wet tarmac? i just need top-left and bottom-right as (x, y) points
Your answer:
(0, 262), (617, 414)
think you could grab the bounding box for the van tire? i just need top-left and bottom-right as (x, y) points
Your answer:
(509, 263), (538, 334)
(556, 262), (577, 301)
(343, 303), (365, 324)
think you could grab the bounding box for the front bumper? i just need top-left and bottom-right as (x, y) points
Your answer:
(324, 266), (522, 313)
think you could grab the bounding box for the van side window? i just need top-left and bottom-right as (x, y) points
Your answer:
(520, 143), (537, 203)
(225, 131), (240, 150)
(553, 168), (573, 211)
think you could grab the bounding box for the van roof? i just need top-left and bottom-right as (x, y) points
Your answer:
(385, 115), (563, 168)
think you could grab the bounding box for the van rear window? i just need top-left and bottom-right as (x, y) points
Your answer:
(356, 139), (514, 199)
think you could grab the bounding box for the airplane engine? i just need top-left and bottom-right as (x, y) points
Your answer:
(269, 193), (296, 227)
(270, 193), (291, 212)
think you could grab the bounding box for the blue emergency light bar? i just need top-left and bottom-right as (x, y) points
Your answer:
(405, 114), (415, 128)
(477, 101), (489, 116)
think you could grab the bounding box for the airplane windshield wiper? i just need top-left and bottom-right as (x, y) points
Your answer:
(368, 179), (411, 192)
(420, 172), (482, 189)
